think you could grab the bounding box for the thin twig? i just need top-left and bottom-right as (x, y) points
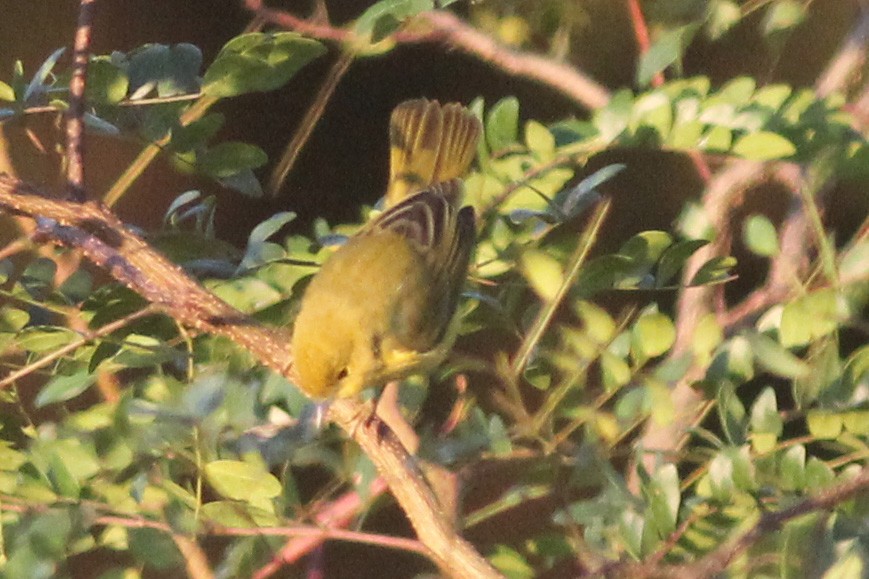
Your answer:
(0, 305), (161, 390)
(511, 200), (612, 421)
(415, 11), (610, 110)
(267, 51), (354, 196)
(65, 0), (97, 202)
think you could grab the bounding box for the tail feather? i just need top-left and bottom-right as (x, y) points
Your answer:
(386, 99), (481, 207)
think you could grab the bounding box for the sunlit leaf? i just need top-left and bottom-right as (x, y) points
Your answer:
(203, 33), (325, 98)
(486, 96), (520, 152)
(732, 131), (796, 160)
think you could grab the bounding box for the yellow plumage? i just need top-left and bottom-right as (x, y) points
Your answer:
(290, 99), (482, 399)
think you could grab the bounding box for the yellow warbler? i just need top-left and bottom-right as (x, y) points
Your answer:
(291, 99), (481, 399)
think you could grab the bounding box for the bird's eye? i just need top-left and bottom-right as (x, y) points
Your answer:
(336, 368), (348, 380)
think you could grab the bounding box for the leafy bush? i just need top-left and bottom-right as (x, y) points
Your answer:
(0, 1), (867, 578)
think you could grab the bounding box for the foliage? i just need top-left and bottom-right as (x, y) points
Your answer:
(1, 0), (868, 577)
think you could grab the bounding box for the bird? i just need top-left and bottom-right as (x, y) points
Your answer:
(290, 98), (481, 400)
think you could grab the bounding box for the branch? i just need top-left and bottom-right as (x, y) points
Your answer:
(0, 173), (500, 579)
(415, 11), (610, 110)
(252, 478), (389, 579)
(65, 0), (97, 202)
(245, 2), (610, 111)
(0, 304), (161, 389)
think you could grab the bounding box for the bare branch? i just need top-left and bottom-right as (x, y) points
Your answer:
(245, 3), (610, 111)
(65, 0), (97, 202)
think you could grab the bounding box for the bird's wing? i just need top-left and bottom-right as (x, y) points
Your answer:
(366, 180), (476, 347)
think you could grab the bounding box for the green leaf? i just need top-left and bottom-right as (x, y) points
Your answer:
(35, 372), (97, 408)
(86, 57), (129, 104)
(749, 387), (782, 453)
(718, 382), (747, 445)
(763, 0), (806, 35)
(655, 239), (709, 288)
(594, 89), (633, 142)
(804, 457), (834, 489)
(732, 131), (796, 160)
(84, 112), (120, 135)
(0, 307), (29, 332)
(747, 332), (809, 378)
(354, 0), (433, 42)
(16, 326), (78, 353)
(489, 544), (535, 579)
(620, 231), (673, 266)
(780, 289), (839, 348)
(619, 510), (645, 558)
(200, 500), (279, 527)
(488, 416), (512, 455)
(203, 33), (325, 98)
(575, 301), (616, 344)
(706, 0), (741, 40)
(520, 249), (563, 302)
(47, 452), (80, 497)
(689, 256), (736, 286)
(806, 411), (843, 439)
(700, 125), (732, 151)
(632, 92), (673, 140)
(238, 212), (296, 271)
(692, 313), (723, 366)
(205, 460), (282, 503)
(486, 96), (520, 152)
(780, 444), (806, 491)
(0, 80), (16, 101)
(636, 25), (698, 86)
(525, 120), (555, 159)
(709, 335), (755, 383)
(601, 351), (631, 392)
(169, 114), (224, 153)
(198, 142), (268, 179)
(632, 313), (676, 361)
(551, 163), (623, 220)
(843, 411), (869, 435)
(127, 43), (202, 98)
(129, 528), (184, 570)
(742, 214), (779, 257)
(753, 84), (793, 110)
(220, 168), (265, 198)
(647, 464), (680, 537)
(24, 47), (65, 101)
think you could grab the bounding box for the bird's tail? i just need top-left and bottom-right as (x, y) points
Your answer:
(385, 99), (481, 207)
